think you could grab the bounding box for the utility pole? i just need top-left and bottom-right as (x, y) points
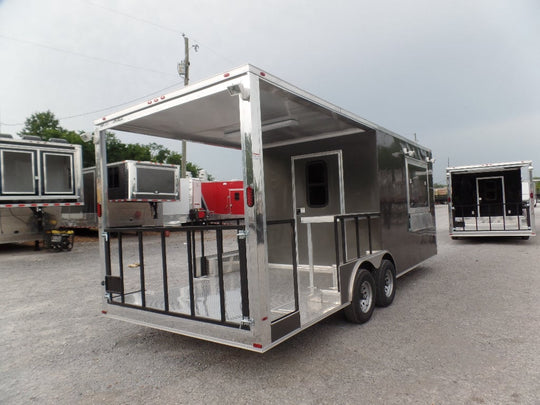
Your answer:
(178, 34), (198, 178)
(179, 35), (189, 178)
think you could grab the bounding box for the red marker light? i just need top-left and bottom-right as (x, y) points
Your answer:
(253, 343), (263, 349)
(246, 186), (254, 207)
(224, 73), (230, 77)
(97, 203), (102, 218)
(260, 72), (266, 76)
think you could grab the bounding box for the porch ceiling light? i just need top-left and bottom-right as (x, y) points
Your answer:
(224, 118), (298, 137)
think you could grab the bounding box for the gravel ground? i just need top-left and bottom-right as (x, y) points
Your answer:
(1, 205), (539, 404)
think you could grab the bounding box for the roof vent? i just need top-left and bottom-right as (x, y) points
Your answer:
(22, 135), (41, 141)
(49, 138), (69, 144)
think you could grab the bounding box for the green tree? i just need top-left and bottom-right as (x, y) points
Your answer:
(19, 110), (61, 139)
(18, 111), (212, 178)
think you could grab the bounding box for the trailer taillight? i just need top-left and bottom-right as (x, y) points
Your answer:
(531, 192), (534, 199)
(246, 186), (254, 207)
(97, 203), (102, 218)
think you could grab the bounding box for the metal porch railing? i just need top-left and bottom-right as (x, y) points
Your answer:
(452, 202), (530, 232)
(333, 212), (380, 266)
(103, 222), (250, 329)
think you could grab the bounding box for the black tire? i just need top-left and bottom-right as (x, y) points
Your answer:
(344, 268), (376, 324)
(374, 259), (396, 307)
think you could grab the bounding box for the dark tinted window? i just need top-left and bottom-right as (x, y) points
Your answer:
(108, 166), (119, 188)
(306, 160), (328, 207)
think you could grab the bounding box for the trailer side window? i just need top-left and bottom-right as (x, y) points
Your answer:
(1, 150), (35, 194)
(407, 162), (429, 209)
(43, 153), (73, 194)
(306, 160), (328, 207)
(108, 166), (120, 189)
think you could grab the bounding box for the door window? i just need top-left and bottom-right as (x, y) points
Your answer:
(306, 160), (328, 208)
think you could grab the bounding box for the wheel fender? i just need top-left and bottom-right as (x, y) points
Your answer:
(346, 251), (394, 302)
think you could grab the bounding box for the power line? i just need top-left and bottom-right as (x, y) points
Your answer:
(0, 34), (176, 77)
(83, 0), (237, 65)
(0, 81), (184, 127)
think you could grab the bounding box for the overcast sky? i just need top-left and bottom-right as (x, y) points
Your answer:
(1, 0), (539, 183)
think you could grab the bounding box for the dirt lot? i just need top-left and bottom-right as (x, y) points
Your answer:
(1, 206), (539, 404)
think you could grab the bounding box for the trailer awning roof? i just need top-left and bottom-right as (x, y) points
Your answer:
(100, 66), (375, 150)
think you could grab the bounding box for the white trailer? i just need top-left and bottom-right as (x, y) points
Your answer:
(61, 160), (181, 229)
(94, 65), (437, 352)
(447, 161), (535, 238)
(0, 135), (83, 248)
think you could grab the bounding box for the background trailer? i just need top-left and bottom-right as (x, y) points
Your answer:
(94, 65), (437, 352)
(447, 161), (535, 238)
(62, 161), (181, 229)
(0, 135), (83, 247)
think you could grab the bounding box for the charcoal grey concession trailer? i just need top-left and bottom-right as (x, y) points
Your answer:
(447, 161), (535, 238)
(0, 135), (83, 246)
(94, 65), (437, 352)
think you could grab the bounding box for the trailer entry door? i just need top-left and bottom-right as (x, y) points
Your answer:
(228, 189), (243, 215)
(477, 177), (504, 217)
(292, 151), (344, 269)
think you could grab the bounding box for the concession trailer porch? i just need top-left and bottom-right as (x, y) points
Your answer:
(94, 65), (437, 352)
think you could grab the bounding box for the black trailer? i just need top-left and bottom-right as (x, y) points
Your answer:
(447, 161), (535, 238)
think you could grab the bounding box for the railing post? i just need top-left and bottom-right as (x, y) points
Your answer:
(161, 231), (169, 312)
(340, 219), (347, 263)
(137, 231), (146, 308)
(118, 233), (125, 304)
(290, 220), (299, 311)
(367, 216), (373, 254)
(355, 216), (360, 258)
(334, 218), (340, 267)
(216, 229), (226, 323)
(186, 230), (195, 317)
(237, 231), (250, 321)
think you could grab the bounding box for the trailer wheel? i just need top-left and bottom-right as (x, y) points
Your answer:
(344, 268), (376, 324)
(374, 259), (396, 307)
